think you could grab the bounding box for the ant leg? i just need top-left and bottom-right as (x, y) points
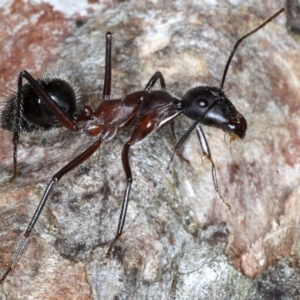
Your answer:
(102, 32), (112, 99)
(196, 125), (231, 210)
(144, 71), (166, 92)
(74, 105), (95, 122)
(10, 132), (19, 181)
(18, 71), (78, 131)
(104, 116), (157, 262)
(0, 139), (102, 284)
(9, 70), (79, 180)
(74, 33), (112, 121)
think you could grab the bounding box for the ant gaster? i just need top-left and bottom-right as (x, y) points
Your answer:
(0, 8), (284, 283)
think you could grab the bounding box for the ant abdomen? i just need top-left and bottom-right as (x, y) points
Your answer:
(1, 77), (77, 132)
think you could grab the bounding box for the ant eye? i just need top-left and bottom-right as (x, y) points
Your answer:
(197, 98), (209, 108)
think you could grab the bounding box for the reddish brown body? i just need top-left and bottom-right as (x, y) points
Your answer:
(82, 90), (181, 142)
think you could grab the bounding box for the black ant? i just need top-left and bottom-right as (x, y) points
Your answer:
(0, 8), (284, 283)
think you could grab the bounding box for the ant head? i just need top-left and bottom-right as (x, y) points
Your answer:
(180, 8), (284, 140)
(181, 86), (247, 139)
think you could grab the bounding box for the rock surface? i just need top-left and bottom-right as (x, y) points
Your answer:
(0, 0), (300, 299)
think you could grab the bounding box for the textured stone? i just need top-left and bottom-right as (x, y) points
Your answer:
(0, 0), (300, 299)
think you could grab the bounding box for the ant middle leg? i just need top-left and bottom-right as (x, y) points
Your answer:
(104, 116), (158, 261)
(144, 71), (166, 92)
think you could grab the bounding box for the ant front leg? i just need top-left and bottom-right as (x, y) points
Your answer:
(104, 116), (158, 262)
(196, 125), (231, 210)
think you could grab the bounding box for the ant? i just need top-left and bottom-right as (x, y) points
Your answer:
(0, 8), (284, 283)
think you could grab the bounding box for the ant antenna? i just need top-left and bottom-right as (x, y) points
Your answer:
(157, 8), (285, 209)
(220, 8), (285, 89)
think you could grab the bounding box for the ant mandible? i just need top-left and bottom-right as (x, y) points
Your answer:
(0, 8), (284, 283)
